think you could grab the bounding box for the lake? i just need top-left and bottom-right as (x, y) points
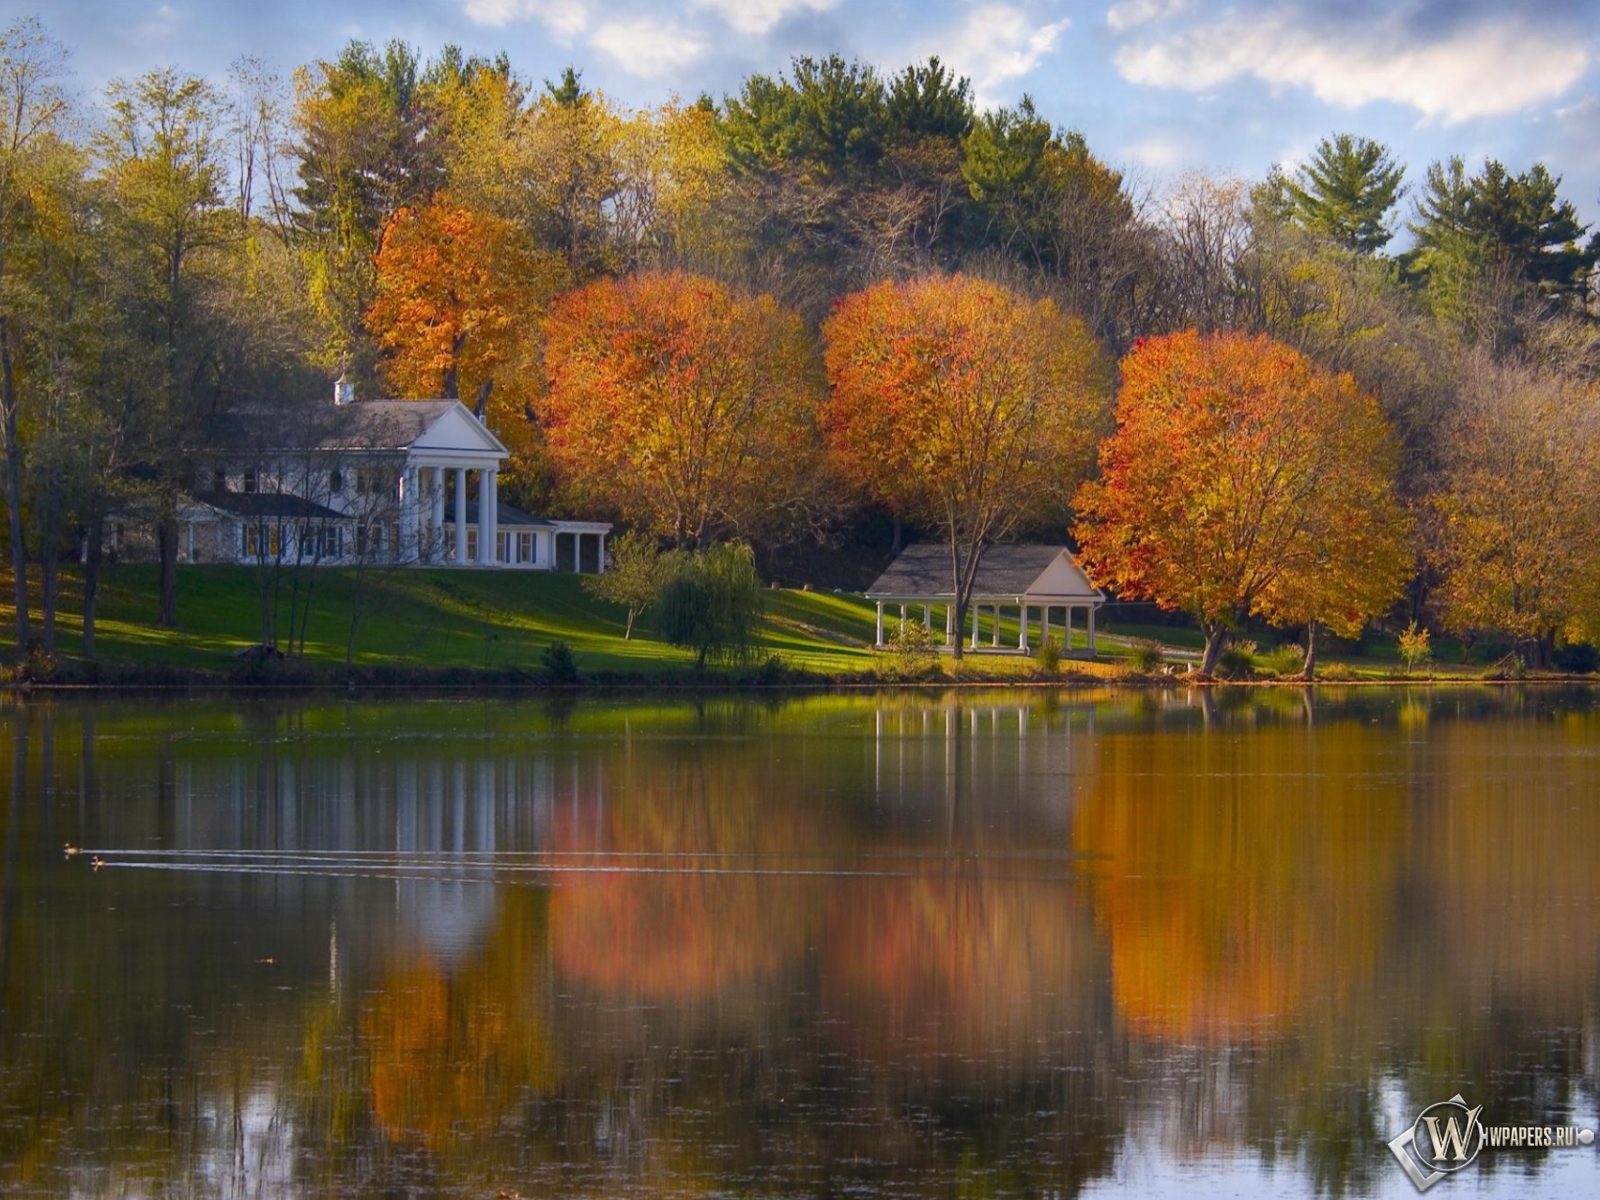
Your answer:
(1, 687), (1597, 1197)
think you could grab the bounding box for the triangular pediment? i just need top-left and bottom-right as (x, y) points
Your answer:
(1024, 551), (1104, 602)
(411, 403), (509, 455)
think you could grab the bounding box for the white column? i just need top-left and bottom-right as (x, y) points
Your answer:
(478, 470), (496, 564)
(597, 531), (607, 573)
(923, 604), (931, 630)
(971, 603), (980, 649)
(184, 522), (194, 562)
(945, 605), (954, 645)
(402, 467), (418, 561)
(454, 468), (468, 564)
(1019, 604), (1030, 652)
(1088, 604), (1096, 654)
(991, 605), (999, 648)
(429, 467), (444, 561)
(1042, 606), (1051, 647)
(876, 602), (884, 647)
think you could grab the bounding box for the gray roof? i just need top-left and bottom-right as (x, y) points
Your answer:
(321, 400), (457, 450)
(866, 543), (1094, 600)
(444, 499), (555, 528)
(198, 493), (344, 521)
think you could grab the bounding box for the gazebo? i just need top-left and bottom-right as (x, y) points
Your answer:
(865, 544), (1105, 655)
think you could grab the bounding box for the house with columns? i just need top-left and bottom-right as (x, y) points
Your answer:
(865, 544), (1104, 655)
(175, 387), (610, 571)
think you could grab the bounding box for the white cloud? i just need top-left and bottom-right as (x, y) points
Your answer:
(131, 4), (180, 45)
(1106, 0), (1189, 34)
(1114, 10), (1590, 124)
(692, 0), (841, 36)
(463, 0), (589, 42)
(1127, 134), (1190, 169)
(943, 5), (1071, 107)
(590, 18), (706, 78)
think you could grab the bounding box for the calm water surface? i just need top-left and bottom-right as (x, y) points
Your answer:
(0, 687), (1597, 1198)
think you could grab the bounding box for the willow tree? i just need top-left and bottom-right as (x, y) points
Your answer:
(1074, 330), (1413, 678)
(822, 273), (1112, 659)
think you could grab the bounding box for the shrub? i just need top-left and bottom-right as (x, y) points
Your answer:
(1262, 643), (1305, 677)
(1216, 640), (1257, 680)
(883, 618), (939, 678)
(1127, 638), (1165, 673)
(1036, 635), (1063, 675)
(1553, 642), (1599, 674)
(541, 640), (579, 684)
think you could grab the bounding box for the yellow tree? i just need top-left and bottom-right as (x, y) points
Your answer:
(538, 270), (820, 546)
(822, 274), (1112, 659)
(1074, 331), (1413, 677)
(1430, 356), (1600, 665)
(365, 194), (564, 404)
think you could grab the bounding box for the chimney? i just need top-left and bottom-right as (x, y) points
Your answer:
(334, 376), (355, 406)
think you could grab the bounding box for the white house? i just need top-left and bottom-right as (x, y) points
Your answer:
(175, 386), (611, 571)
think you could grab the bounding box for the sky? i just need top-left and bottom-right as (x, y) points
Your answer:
(18, 0), (1600, 232)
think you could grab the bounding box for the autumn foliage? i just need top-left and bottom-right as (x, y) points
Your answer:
(366, 195), (565, 403)
(1074, 331), (1413, 676)
(822, 274), (1110, 655)
(538, 270), (820, 546)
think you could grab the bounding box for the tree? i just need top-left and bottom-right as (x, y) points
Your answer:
(0, 18), (69, 650)
(822, 274), (1112, 660)
(538, 270), (821, 548)
(1428, 356), (1600, 666)
(365, 195), (563, 403)
(582, 529), (674, 639)
(1281, 133), (1406, 254)
(655, 541), (765, 669)
(1073, 331), (1413, 678)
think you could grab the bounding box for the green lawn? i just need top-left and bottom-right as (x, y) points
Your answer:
(0, 564), (1511, 683)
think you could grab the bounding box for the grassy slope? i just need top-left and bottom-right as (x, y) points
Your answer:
(0, 564), (1484, 681)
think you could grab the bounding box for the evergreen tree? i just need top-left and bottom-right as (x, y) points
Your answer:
(1283, 133), (1406, 254)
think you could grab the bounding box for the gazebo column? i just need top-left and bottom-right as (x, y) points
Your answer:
(945, 605), (954, 646)
(454, 468), (468, 564)
(923, 604), (931, 630)
(991, 605), (999, 648)
(597, 530), (608, 573)
(1088, 604), (1097, 654)
(1018, 604), (1030, 653)
(971, 603), (980, 649)
(875, 602), (884, 647)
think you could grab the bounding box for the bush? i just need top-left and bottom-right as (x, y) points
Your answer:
(1036, 635), (1063, 675)
(1397, 621), (1433, 675)
(541, 640), (579, 684)
(1216, 640), (1257, 680)
(1262, 643), (1305, 677)
(1127, 638), (1165, 673)
(883, 619), (939, 678)
(1553, 642), (1600, 674)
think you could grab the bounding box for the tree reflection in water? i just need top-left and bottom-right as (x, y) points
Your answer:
(0, 688), (1595, 1197)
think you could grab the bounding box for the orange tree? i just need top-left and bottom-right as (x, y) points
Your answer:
(365, 194), (565, 404)
(1074, 330), (1413, 678)
(537, 269), (819, 546)
(822, 274), (1111, 659)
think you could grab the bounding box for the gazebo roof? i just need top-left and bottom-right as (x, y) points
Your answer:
(866, 544), (1104, 603)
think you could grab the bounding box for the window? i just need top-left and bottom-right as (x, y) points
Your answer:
(498, 531), (511, 563)
(466, 529), (478, 561)
(329, 469), (343, 495)
(243, 469), (258, 494)
(518, 532), (534, 564)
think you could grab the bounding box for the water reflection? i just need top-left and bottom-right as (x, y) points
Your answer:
(0, 688), (1596, 1197)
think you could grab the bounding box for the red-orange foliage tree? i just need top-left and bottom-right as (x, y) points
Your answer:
(366, 195), (564, 404)
(822, 274), (1111, 658)
(538, 270), (820, 547)
(1073, 330), (1413, 678)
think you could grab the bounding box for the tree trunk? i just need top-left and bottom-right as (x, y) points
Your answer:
(82, 512), (103, 659)
(40, 531), (56, 657)
(951, 599), (966, 662)
(158, 517), (178, 627)
(0, 318), (28, 651)
(1299, 620), (1319, 681)
(1199, 624), (1228, 678)
(624, 608), (636, 640)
